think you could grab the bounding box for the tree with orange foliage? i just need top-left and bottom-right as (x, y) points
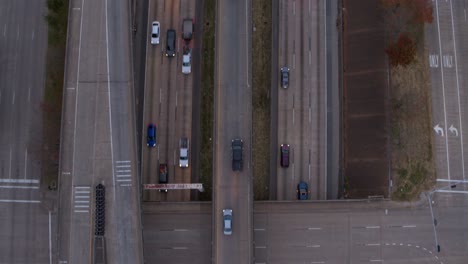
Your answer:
(385, 33), (416, 67)
(382, 0), (433, 67)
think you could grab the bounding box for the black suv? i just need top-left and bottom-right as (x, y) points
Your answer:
(165, 29), (176, 57)
(231, 139), (243, 171)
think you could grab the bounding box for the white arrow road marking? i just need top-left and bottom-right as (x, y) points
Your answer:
(433, 124), (444, 136)
(449, 124), (459, 136)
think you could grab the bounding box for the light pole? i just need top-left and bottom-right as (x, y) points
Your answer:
(426, 182), (460, 253)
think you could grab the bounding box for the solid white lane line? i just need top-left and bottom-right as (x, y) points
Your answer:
(49, 211), (52, 264)
(104, 0), (116, 200)
(70, 0), (85, 256)
(24, 149), (28, 179)
(0, 185), (39, 189)
(435, 0), (451, 182)
(437, 189), (468, 194)
(437, 178), (468, 182)
(449, 0), (466, 181)
(9, 148), (12, 179)
(0, 178), (39, 183)
(0, 199), (40, 203)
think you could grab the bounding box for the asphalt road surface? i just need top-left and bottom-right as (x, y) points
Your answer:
(142, 197), (468, 263)
(141, 0), (196, 202)
(428, 0), (468, 188)
(0, 0), (55, 263)
(142, 202), (212, 263)
(57, 0), (143, 262)
(276, 0), (327, 200)
(213, 0), (253, 263)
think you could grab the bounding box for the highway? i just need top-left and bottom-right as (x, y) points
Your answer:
(276, 0), (327, 201)
(141, 0), (196, 202)
(142, 198), (468, 263)
(213, 0), (253, 263)
(0, 0), (55, 263)
(56, 0), (143, 262)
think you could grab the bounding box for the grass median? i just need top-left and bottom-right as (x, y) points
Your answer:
(390, 46), (435, 200)
(42, 0), (68, 190)
(252, 0), (272, 200)
(198, 0), (215, 201)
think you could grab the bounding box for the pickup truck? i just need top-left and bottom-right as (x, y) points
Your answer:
(182, 19), (193, 42)
(182, 48), (191, 74)
(179, 138), (189, 167)
(159, 164), (168, 183)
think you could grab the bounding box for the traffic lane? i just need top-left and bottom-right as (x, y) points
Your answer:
(142, 212), (211, 263)
(452, 0), (468, 182)
(57, 0), (84, 260)
(0, 203), (52, 264)
(432, 0), (464, 182)
(106, 0), (143, 261)
(143, 0), (165, 202)
(215, 0), (251, 261)
(155, 1), (182, 202)
(253, 206), (439, 263)
(165, 1), (184, 202)
(172, 0), (196, 201)
(68, 1), (108, 252)
(277, 0), (294, 200)
(427, 3), (449, 183)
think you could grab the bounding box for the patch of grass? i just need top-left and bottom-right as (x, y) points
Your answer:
(42, 0), (69, 190)
(390, 40), (435, 201)
(198, 0), (215, 201)
(252, 0), (272, 200)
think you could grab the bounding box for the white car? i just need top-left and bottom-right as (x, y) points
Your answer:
(182, 48), (191, 74)
(223, 209), (232, 235)
(179, 138), (189, 167)
(151, 21), (160, 45)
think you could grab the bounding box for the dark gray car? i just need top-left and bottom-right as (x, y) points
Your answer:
(232, 139), (243, 171)
(166, 29), (176, 57)
(280, 67), (289, 88)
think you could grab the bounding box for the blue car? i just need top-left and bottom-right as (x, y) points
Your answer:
(147, 124), (156, 147)
(297, 181), (308, 200)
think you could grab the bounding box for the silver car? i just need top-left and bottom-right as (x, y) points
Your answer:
(223, 209), (232, 235)
(151, 21), (160, 45)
